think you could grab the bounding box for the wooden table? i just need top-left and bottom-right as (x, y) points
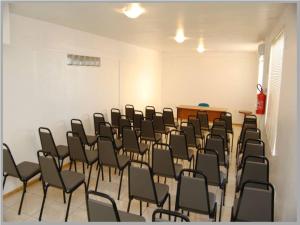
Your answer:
(176, 105), (227, 122)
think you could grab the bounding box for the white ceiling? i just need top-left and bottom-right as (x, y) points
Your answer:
(9, 2), (288, 53)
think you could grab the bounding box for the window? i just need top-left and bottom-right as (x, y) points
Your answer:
(265, 32), (284, 156)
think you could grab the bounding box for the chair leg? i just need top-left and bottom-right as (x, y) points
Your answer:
(63, 191), (66, 204)
(109, 167), (111, 182)
(127, 198), (132, 212)
(69, 161), (73, 171)
(95, 165), (101, 191)
(164, 177), (167, 184)
(82, 162), (85, 174)
(117, 169), (124, 200)
(87, 164), (93, 189)
(140, 200), (142, 216)
(65, 192), (73, 222)
(231, 133), (234, 153)
(60, 159), (64, 171)
(3, 175), (7, 188)
(74, 161), (77, 172)
(101, 165), (104, 181)
(219, 191), (223, 221)
(18, 182), (27, 215)
(168, 194), (171, 221)
(39, 185), (48, 221)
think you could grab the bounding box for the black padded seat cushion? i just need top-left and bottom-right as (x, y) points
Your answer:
(61, 170), (85, 192)
(56, 145), (69, 158)
(17, 161), (40, 180)
(117, 155), (130, 169)
(86, 150), (98, 164)
(154, 183), (169, 204)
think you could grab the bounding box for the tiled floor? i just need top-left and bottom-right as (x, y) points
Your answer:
(3, 125), (241, 222)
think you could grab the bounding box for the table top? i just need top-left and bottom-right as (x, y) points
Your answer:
(177, 105), (227, 112)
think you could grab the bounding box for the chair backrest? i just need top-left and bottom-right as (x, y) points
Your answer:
(241, 139), (265, 163)
(125, 104), (134, 122)
(66, 131), (88, 163)
(195, 149), (220, 186)
(238, 156), (269, 190)
(87, 191), (120, 222)
(211, 125), (227, 144)
(153, 112), (165, 133)
(152, 209), (190, 222)
(133, 110), (143, 130)
(205, 134), (226, 166)
(152, 143), (176, 179)
(180, 122), (197, 147)
(71, 119), (88, 146)
(39, 127), (59, 157)
(169, 130), (189, 160)
(111, 108), (121, 128)
(37, 150), (65, 189)
(145, 106), (156, 120)
(234, 181), (274, 221)
(188, 116), (202, 137)
(99, 122), (114, 140)
(97, 137), (119, 168)
(220, 112), (233, 133)
(93, 113), (105, 135)
(242, 128), (261, 148)
(141, 119), (155, 140)
(122, 126), (140, 153)
(163, 108), (175, 127)
(243, 115), (257, 125)
(128, 161), (158, 203)
(213, 118), (227, 130)
(3, 143), (20, 178)
(119, 116), (131, 137)
(197, 111), (209, 129)
(176, 169), (211, 214)
(239, 123), (257, 143)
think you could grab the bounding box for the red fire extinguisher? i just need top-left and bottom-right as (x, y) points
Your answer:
(256, 84), (266, 114)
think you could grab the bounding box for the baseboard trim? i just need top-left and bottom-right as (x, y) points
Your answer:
(3, 162), (71, 199)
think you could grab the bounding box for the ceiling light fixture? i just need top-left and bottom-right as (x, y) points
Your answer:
(175, 28), (186, 43)
(122, 3), (145, 19)
(197, 38), (206, 53)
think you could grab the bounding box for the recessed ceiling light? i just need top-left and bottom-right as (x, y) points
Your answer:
(197, 38), (206, 53)
(175, 28), (187, 43)
(122, 3), (145, 19)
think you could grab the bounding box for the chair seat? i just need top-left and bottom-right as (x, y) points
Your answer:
(119, 210), (146, 222)
(61, 170), (85, 192)
(155, 183), (169, 204)
(141, 133), (162, 142)
(86, 150), (98, 164)
(56, 145), (69, 159)
(17, 161), (40, 181)
(117, 155), (130, 169)
(139, 143), (149, 154)
(115, 138), (122, 150)
(174, 164), (183, 179)
(87, 135), (97, 146)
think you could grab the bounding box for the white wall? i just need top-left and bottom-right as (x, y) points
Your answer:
(161, 51), (258, 124)
(3, 13), (162, 193)
(258, 4), (297, 221)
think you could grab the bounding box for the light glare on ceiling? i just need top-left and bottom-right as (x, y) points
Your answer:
(122, 3), (145, 19)
(174, 28), (186, 43)
(197, 38), (206, 53)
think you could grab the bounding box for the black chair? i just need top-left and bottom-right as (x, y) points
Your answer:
(231, 181), (274, 221)
(87, 191), (145, 222)
(39, 127), (69, 170)
(220, 112), (234, 152)
(237, 128), (261, 158)
(237, 123), (257, 154)
(211, 124), (230, 152)
(122, 126), (150, 163)
(188, 116), (205, 147)
(111, 108), (121, 135)
(71, 119), (97, 150)
(180, 121), (201, 149)
(195, 149), (227, 221)
(125, 104), (134, 122)
(133, 110), (144, 132)
(197, 111), (210, 131)
(95, 136), (130, 200)
(163, 107), (178, 129)
(3, 143), (40, 215)
(98, 122), (122, 152)
(169, 130), (194, 170)
(37, 150), (87, 222)
(140, 119), (162, 144)
(243, 114), (257, 125)
(93, 113), (106, 136)
(175, 169), (217, 221)
(153, 112), (168, 143)
(152, 208), (190, 222)
(119, 115), (131, 138)
(236, 155), (269, 192)
(152, 143), (183, 183)
(145, 105), (156, 120)
(127, 160), (171, 216)
(66, 131), (98, 189)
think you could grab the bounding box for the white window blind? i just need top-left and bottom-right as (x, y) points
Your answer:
(265, 32), (284, 156)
